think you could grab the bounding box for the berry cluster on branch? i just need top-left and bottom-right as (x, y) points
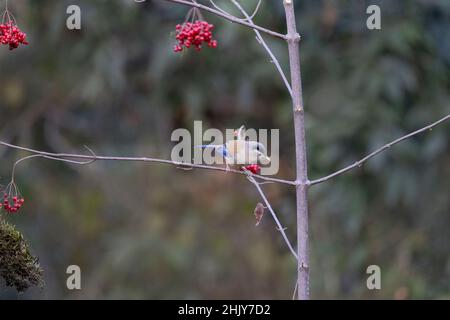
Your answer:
(174, 20), (217, 53)
(0, 21), (28, 50)
(1, 182), (25, 214)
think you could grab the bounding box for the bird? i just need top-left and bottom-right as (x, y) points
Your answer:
(224, 139), (270, 166)
(198, 126), (270, 171)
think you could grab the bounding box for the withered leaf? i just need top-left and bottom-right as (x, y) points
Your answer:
(254, 202), (265, 226)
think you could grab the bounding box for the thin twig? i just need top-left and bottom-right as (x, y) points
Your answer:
(248, 0), (262, 20)
(292, 281), (298, 300)
(230, 0), (293, 97)
(0, 141), (296, 186)
(209, 0), (261, 21)
(209, 0), (232, 16)
(246, 173), (298, 260)
(310, 113), (450, 186)
(11, 154), (94, 183)
(162, 0), (288, 40)
(257, 181), (275, 185)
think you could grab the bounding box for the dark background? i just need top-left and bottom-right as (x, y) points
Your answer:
(0, 0), (449, 299)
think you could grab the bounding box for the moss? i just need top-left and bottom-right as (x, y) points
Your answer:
(0, 218), (44, 292)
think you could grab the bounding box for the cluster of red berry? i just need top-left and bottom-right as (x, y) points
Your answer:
(242, 164), (261, 175)
(1, 193), (25, 214)
(174, 20), (217, 53)
(0, 21), (28, 50)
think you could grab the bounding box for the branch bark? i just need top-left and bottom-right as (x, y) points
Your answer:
(0, 140), (296, 186)
(310, 113), (450, 186)
(283, 0), (310, 300)
(229, 0), (293, 97)
(162, 0), (288, 40)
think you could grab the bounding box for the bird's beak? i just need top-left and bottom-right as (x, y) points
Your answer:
(259, 154), (271, 165)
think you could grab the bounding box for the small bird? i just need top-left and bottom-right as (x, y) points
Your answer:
(198, 126), (270, 171)
(224, 139), (270, 166)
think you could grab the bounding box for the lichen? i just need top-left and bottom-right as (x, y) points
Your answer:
(0, 218), (44, 292)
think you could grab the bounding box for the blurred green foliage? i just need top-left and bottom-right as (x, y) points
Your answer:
(0, 0), (449, 299)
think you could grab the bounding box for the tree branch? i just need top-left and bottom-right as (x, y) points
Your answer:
(10, 154), (94, 184)
(230, 0), (293, 97)
(283, 0), (310, 300)
(210, 0), (262, 21)
(0, 140), (296, 186)
(310, 113), (450, 186)
(246, 173), (298, 260)
(162, 0), (288, 40)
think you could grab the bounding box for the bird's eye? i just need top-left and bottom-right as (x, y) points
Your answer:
(256, 143), (265, 152)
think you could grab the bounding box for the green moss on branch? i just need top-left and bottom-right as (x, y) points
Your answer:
(0, 219), (44, 292)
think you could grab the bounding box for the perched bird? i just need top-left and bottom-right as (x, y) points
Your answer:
(224, 139), (270, 166)
(198, 126), (270, 171)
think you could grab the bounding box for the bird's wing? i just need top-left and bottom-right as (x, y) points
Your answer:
(216, 145), (229, 157)
(225, 140), (240, 156)
(196, 144), (229, 157)
(227, 140), (258, 165)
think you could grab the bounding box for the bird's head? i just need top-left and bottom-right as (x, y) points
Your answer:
(248, 141), (271, 165)
(234, 125), (246, 140)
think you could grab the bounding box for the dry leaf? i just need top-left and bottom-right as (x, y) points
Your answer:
(254, 202), (265, 226)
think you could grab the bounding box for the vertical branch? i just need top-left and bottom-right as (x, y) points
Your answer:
(283, 0), (310, 300)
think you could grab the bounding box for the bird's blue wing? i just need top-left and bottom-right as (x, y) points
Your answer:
(195, 144), (229, 157)
(217, 145), (229, 157)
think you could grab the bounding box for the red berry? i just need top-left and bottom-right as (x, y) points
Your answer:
(241, 164), (261, 174)
(173, 20), (217, 53)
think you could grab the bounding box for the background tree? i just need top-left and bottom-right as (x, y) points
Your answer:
(0, 0), (449, 299)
